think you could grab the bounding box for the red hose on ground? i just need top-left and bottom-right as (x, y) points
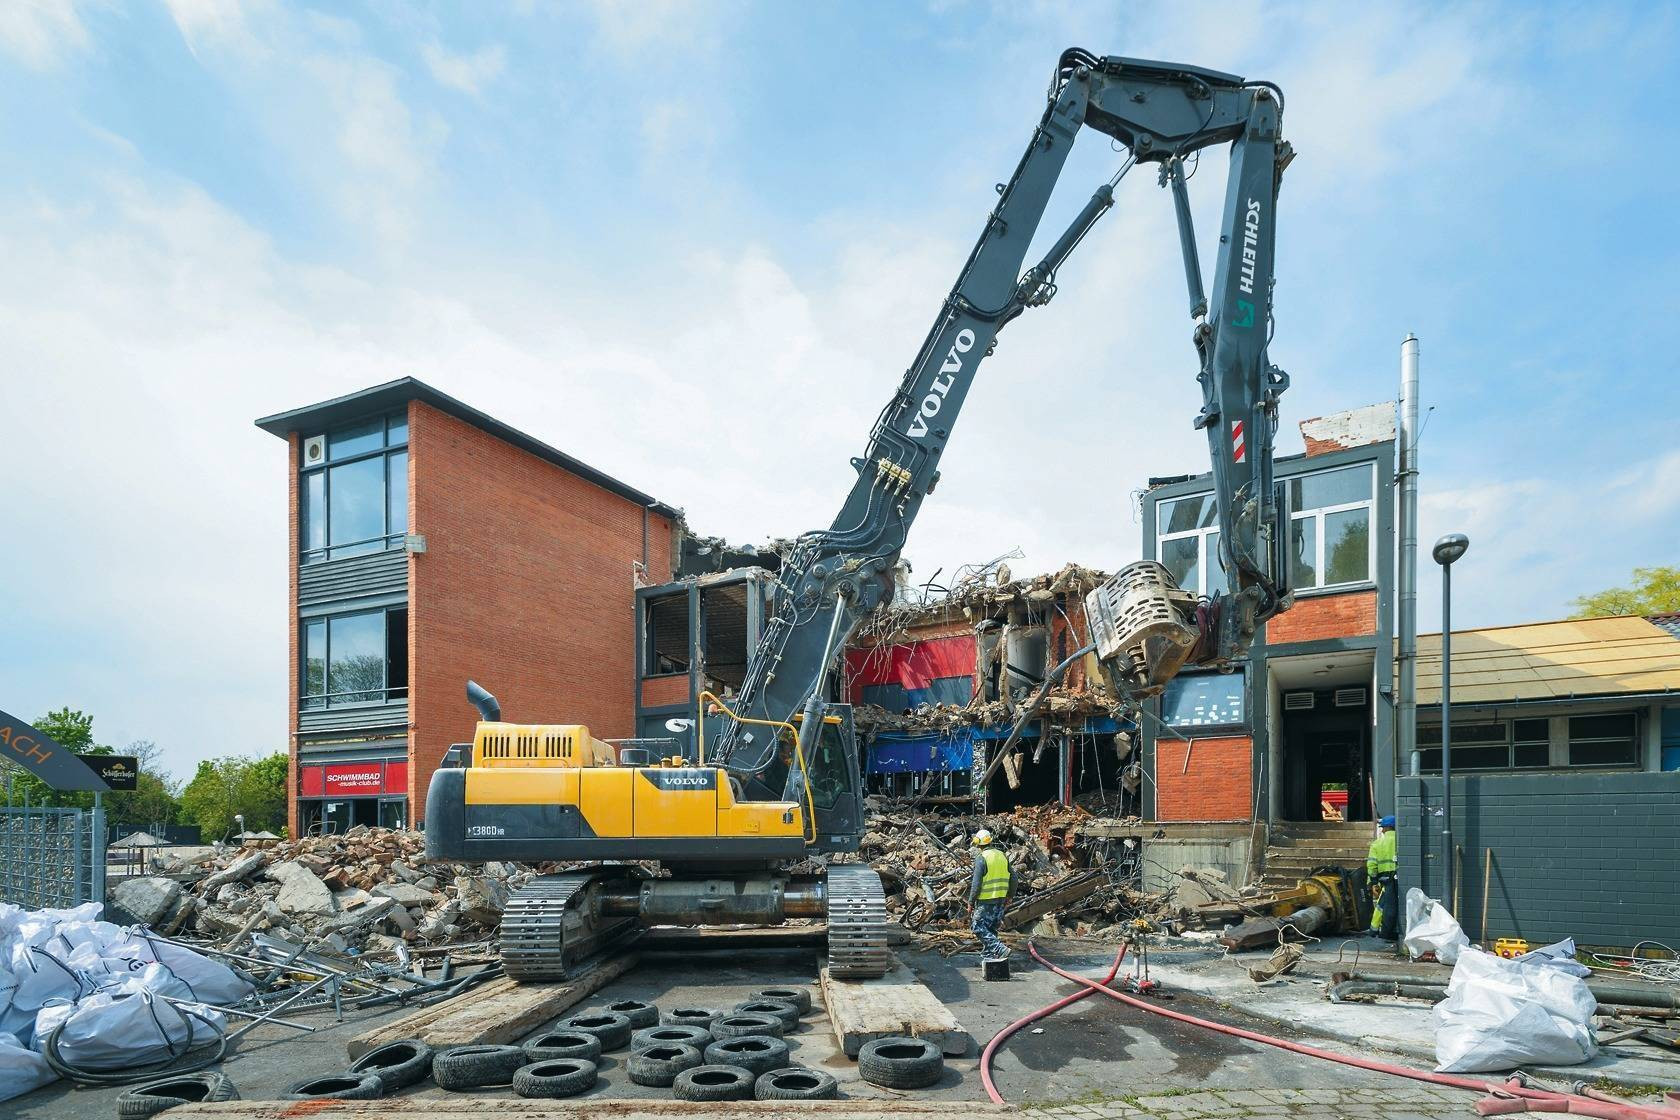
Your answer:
(978, 944), (1126, 1102)
(986, 941), (1676, 1120)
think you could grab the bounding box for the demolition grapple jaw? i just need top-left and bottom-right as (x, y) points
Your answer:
(1084, 560), (1240, 700)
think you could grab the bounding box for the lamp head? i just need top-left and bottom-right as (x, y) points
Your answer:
(1432, 533), (1469, 566)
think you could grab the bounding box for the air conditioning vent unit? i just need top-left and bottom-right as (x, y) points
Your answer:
(302, 434), (327, 466)
(1283, 692), (1315, 711)
(1334, 688), (1368, 708)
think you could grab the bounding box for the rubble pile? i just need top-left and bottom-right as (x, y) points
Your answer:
(123, 826), (528, 955)
(858, 804), (1169, 943)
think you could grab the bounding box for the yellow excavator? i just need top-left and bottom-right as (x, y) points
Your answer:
(426, 49), (1297, 981)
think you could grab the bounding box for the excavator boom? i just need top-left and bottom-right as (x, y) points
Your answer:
(716, 51), (1295, 793)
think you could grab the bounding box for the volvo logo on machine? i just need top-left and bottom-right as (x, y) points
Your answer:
(641, 769), (719, 791)
(906, 328), (975, 439)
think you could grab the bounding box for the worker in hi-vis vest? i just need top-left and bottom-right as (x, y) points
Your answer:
(1367, 815), (1399, 940)
(967, 828), (1013, 961)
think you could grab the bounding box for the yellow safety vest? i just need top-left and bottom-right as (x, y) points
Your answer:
(978, 848), (1010, 901)
(1367, 830), (1397, 877)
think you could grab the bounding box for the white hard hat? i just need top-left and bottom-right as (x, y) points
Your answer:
(970, 828), (994, 847)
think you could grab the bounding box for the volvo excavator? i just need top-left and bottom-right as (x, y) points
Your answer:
(426, 49), (1297, 981)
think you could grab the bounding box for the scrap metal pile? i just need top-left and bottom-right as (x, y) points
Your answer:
(120, 825), (528, 956)
(858, 804), (1170, 946)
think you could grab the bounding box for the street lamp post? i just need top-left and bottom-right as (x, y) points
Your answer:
(1432, 532), (1469, 908)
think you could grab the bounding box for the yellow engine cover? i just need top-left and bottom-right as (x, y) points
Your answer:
(472, 722), (617, 768)
(462, 764), (805, 842)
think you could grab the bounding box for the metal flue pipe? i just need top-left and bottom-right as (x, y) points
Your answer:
(1398, 335), (1420, 776)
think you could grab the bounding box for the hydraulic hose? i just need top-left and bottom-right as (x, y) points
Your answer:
(1018, 942), (1680, 1120)
(979, 943), (1126, 1103)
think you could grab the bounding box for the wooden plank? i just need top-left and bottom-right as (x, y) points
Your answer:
(175, 1103), (1013, 1118)
(347, 954), (637, 1058)
(820, 960), (972, 1058)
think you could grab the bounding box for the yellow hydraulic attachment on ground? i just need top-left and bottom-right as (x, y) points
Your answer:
(1216, 868), (1373, 951)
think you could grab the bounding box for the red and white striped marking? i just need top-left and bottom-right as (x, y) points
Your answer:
(1231, 420), (1247, 463)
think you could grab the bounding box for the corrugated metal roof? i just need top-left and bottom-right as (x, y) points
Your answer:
(1416, 615), (1680, 706)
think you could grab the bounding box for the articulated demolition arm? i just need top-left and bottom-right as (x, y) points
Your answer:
(716, 50), (1295, 795)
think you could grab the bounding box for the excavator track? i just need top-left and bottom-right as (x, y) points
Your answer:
(499, 870), (640, 982)
(825, 863), (893, 978)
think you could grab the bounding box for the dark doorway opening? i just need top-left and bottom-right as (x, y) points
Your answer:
(1278, 686), (1373, 821)
(986, 736), (1061, 811)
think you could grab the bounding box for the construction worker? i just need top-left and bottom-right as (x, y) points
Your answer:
(968, 828), (1013, 961)
(1367, 815), (1399, 940)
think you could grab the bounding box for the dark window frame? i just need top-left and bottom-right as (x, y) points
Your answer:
(300, 605), (409, 710)
(1418, 711), (1642, 773)
(300, 412), (410, 564)
(1160, 668), (1247, 731)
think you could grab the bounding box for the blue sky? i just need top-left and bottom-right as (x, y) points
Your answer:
(1, 1), (1676, 777)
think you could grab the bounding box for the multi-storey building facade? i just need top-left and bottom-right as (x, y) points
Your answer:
(257, 378), (680, 836)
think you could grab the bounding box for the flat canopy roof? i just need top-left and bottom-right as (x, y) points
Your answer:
(1415, 615), (1680, 707)
(254, 376), (681, 520)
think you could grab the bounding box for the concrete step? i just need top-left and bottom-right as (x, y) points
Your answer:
(1268, 842), (1369, 858)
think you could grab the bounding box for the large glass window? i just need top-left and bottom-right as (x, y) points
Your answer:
(301, 413), (409, 563)
(1156, 492), (1221, 596)
(644, 592), (691, 676)
(301, 607), (408, 709)
(1287, 464), (1374, 591)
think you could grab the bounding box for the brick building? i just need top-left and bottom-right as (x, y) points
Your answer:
(1140, 403), (1397, 830)
(256, 378), (681, 837)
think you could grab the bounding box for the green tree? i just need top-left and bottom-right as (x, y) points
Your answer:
(1571, 566), (1680, 618)
(178, 752), (290, 840)
(237, 752), (289, 834)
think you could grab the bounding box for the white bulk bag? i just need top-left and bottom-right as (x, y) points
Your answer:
(1403, 888), (1470, 965)
(0, 1032), (54, 1102)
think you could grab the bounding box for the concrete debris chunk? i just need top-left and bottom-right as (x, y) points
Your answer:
(372, 882), (436, 907)
(110, 877), (183, 926)
(267, 861), (337, 916)
(201, 851), (267, 892)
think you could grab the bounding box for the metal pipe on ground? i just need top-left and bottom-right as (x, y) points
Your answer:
(1334, 972), (1680, 1013)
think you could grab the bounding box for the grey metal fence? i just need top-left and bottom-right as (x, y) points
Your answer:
(0, 799), (105, 910)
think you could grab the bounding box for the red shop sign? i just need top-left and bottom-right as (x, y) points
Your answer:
(324, 762), (385, 795)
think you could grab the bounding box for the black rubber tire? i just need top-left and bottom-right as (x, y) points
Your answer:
(282, 1072), (384, 1101)
(631, 1023), (712, 1050)
(603, 999), (658, 1029)
(661, 1007), (718, 1029)
(523, 1030), (603, 1065)
(556, 1011), (633, 1051)
(348, 1039), (435, 1092)
(732, 999), (801, 1031)
(672, 1063), (756, 1102)
(116, 1073), (240, 1118)
(702, 1035), (790, 1078)
(710, 1012), (784, 1040)
(625, 1043), (704, 1087)
(756, 1066), (839, 1100)
(432, 1044), (531, 1090)
(858, 1035), (944, 1090)
(511, 1059), (597, 1099)
(750, 987), (813, 1016)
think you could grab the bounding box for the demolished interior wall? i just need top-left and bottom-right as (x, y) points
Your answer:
(843, 563), (1139, 815)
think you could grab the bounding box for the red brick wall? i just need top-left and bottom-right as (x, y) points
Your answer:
(1154, 736), (1252, 821)
(640, 674), (689, 709)
(286, 434), (301, 838)
(1265, 590), (1377, 646)
(407, 402), (675, 820)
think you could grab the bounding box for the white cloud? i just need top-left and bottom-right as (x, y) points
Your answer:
(421, 42), (505, 96)
(0, 0), (90, 69)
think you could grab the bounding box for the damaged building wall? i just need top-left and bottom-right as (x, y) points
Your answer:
(842, 564), (1137, 815)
